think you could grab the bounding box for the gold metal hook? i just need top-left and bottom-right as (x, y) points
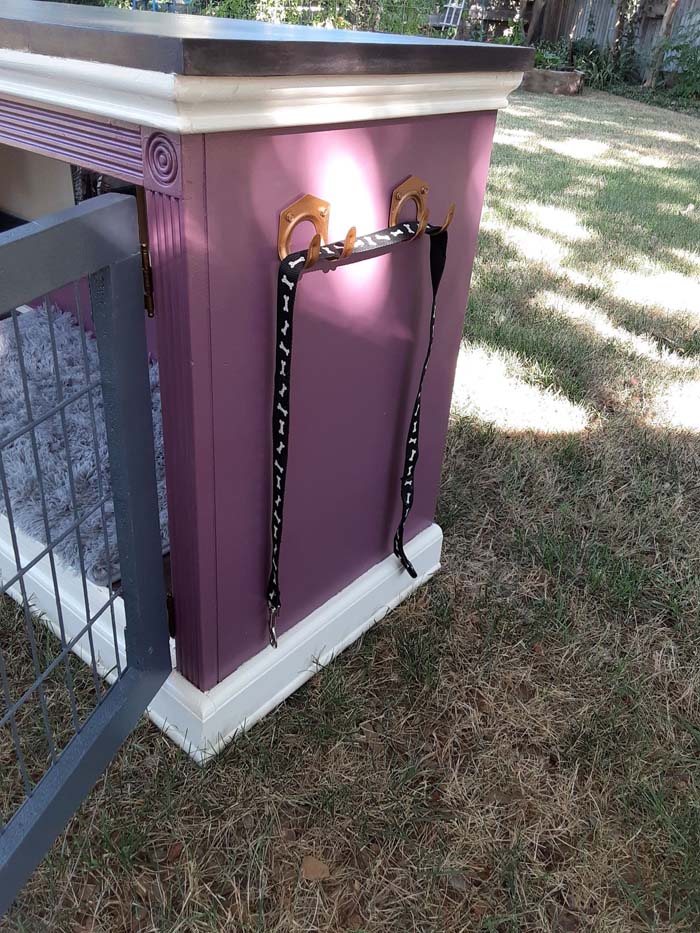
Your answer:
(435, 203), (456, 234)
(278, 193), (330, 261)
(389, 175), (430, 238)
(304, 233), (322, 269)
(329, 226), (356, 262)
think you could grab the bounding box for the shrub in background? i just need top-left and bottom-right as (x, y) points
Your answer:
(665, 35), (700, 99)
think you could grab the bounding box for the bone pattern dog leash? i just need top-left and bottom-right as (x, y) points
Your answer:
(267, 221), (449, 647)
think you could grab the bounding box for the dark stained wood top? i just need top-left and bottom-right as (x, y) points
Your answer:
(0, 0), (534, 77)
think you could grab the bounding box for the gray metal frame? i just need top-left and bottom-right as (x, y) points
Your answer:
(0, 195), (171, 916)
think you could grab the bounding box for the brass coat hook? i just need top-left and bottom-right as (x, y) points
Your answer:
(278, 179), (454, 272)
(416, 208), (430, 238)
(389, 175), (430, 238)
(436, 203), (456, 234)
(278, 193), (330, 262)
(305, 232), (322, 269)
(329, 226), (357, 262)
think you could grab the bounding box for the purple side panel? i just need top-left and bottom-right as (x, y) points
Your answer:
(0, 97), (144, 183)
(205, 111), (497, 681)
(148, 135), (219, 689)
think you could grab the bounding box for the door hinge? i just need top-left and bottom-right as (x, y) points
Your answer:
(136, 186), (156, 318)
(140, 243), (155, 318)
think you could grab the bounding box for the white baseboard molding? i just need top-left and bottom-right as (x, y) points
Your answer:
(0, 518), (442, 763)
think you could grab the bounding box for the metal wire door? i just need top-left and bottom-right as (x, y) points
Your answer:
(0, 194), (171, 916)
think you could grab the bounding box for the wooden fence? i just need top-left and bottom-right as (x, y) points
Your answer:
(549, 0), (700, 72)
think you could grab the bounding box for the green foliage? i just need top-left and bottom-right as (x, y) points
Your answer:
(53, 0), (437, 31)
(202, 0), (435, 34)
(665, 37), (700, 100)
(587, 22), (700, 106)
(51, 0), (139, 5)
(201, 0), (257, 18)
(533, 36), (642, 91)
(492, 16), (526, 47)
(609, 83), (700, 117)
(533, 24), (698, 104)
(573, 42), (618, 89)
(533, 44), (569, 70)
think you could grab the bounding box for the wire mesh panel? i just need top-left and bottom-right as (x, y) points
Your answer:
(0, 195), (171, 916)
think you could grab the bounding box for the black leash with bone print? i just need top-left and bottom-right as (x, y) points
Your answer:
(267, 221), (448, 648)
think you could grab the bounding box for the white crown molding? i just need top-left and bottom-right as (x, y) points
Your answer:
(0, 49), (523, 134)
(1, 516), (442, 763)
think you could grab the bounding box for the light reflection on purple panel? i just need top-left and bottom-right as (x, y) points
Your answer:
(202, 111), (498, 682)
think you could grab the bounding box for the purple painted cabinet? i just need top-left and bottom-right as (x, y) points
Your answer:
(0, 2), (531, 710)
(203, 114), (498, 681)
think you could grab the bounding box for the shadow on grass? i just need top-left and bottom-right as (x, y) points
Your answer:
(434, 97), (700, 923)
(467, 223), (700, 409)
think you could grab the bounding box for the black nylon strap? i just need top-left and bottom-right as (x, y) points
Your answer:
(267, 221), (449, 647)
(393, 227), (448, 578)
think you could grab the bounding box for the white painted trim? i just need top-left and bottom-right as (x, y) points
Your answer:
(0, 49), (523, 133)
(0, 518), (442, 763)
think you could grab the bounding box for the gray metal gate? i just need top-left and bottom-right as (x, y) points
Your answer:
(0, 194), (171, 916)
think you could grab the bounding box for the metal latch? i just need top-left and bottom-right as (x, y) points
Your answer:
(140, 242), (155, 319)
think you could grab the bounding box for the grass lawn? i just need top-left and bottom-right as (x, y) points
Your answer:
(3, 89), (700, 932)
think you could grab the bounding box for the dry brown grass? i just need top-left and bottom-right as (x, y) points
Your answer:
(3, 89), (700, 931)
(0, 596), (103, 832)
